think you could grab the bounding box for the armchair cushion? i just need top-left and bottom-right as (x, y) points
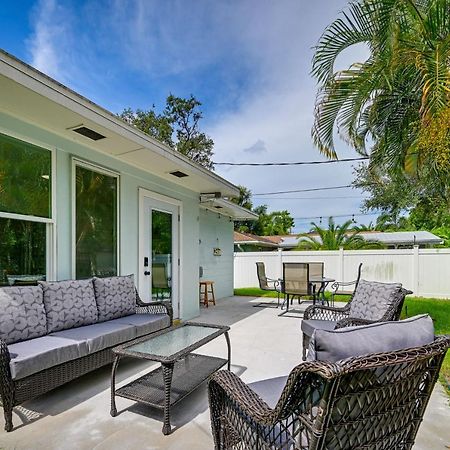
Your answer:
(0, 286), (47, 344)
(301, 319), (337, 338)
(93, 275), (136, 322)
(39, 279), (98, 333)
(349, 279), (402, 320)
(308, 314), (434, 362)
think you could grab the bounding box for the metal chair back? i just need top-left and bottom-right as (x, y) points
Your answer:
(308, 262), (324, 294)
(152, 263), (169, 289)
(282, 262), (311, 296)
(256, 262), (271, 291)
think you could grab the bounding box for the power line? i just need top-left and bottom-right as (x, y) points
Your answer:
(214, 157), (369, 166)
(254, 185), (352, 196)
(256, 195), (365, 200)
(293, 212), (379, 221)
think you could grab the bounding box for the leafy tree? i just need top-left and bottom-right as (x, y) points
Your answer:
(164, 95), (214, 170)
(120, 94), (214, 170)
(263, 211), (295, 235)
(232, 185), (253, 210)
(297, 217), (383, 250)
(312, 0), (450, 180)
(119, 107), (173, 146)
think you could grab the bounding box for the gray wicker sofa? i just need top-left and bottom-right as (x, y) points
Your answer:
(0, 275), (172, 432)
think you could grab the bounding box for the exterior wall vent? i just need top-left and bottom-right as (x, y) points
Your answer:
(72, 126), (106, 141)
(169, 171), (188, 178)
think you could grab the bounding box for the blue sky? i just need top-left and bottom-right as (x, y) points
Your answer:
(1, 0), (374, 232)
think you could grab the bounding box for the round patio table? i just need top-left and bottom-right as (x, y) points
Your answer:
(310, 276), (335, 305)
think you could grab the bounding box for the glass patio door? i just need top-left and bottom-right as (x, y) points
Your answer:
(139, 190), (180, 318)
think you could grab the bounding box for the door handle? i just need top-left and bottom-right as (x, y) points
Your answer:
(144, 271), (151, 276)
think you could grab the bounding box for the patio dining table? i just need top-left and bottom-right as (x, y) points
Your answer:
(310, 276), (335, 305)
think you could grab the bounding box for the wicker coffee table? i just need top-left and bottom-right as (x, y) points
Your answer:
(110, 322), (231, 435)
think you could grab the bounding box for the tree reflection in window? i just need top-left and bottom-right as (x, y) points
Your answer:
(75, 164), (118, 279)
(0, 133), (51, 285)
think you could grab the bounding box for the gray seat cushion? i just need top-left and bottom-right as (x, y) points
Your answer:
(349, 279), (402, 320)
(39, 279), (98, 333)
(301, 319), (337, 337)
(308, 314), (434, 362)
(113, 314), (171, 337)
(0, 286), (47, 344)
(50, 320), (136, 354)
(248, 376), (289, 409)
(8, 335), (89, 380)
(93, 275), (136, 322)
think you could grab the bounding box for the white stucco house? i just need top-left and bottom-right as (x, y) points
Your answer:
(0, 50), (256, 320)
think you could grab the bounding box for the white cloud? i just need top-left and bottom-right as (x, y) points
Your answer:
(27, 0), (71, 80)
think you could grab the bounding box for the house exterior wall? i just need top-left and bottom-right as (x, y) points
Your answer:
(199, 209), (234, 299)
(0, 112), (206, 320)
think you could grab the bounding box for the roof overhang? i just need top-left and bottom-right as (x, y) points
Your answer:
(0, 50), (239, 198)
(200, 198), (258, 221)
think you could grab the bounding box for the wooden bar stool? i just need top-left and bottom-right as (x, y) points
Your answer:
(199, 280), (216, 307)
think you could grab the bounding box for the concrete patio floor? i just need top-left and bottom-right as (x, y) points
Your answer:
(1, 296), (449, 449)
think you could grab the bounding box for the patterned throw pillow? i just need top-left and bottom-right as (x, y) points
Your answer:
(93, 275), (136, 322)
(39, 279), (98, 333)
(0, 286), (48, 344)
(349, 279), (402, 321)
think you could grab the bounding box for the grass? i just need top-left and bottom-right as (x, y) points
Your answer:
(234, 287), (450, 394)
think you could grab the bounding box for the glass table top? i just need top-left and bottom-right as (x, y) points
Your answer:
(125, 325), (222, 358)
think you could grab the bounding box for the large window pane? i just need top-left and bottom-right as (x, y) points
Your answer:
(0, 217), (46, 286)
(75, 164), (118, 279)
(0, 133), (52, 218)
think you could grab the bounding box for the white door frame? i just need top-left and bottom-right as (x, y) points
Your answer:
(138, 188), (182, 318)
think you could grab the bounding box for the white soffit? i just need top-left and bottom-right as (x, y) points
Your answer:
(0, 50), (239, 198)
(200, 198), (258, 220)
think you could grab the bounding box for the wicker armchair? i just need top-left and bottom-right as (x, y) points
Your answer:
(301, 282), (412, 360)
(208, 335), (450, 450)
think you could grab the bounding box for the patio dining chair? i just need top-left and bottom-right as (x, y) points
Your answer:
(254, 262), (282, 308)
(208, 315), (450, 450)
(301, 278), (412, 360)
(279, 263), (314, 316)
(152, 263), (171, 300)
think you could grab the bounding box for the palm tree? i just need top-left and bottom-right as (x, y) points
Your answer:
(297, 217), (383, 250)
(312, 0), (450, 175)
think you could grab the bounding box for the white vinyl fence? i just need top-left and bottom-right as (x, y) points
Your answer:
(234, 248), (450, 299)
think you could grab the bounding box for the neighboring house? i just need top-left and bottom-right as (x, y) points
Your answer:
(0, 50), (256, 320)
(233, 231), (280, 252)
(234, 230), (443, 251)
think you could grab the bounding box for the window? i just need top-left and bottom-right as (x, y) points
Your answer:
(74, 161), (119, 279)
(0, 133), (53, 286)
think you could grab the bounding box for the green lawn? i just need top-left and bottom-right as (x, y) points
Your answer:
(234, 288), (450, 393)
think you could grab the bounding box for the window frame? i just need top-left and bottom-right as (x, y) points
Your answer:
(0, 128), (56, 281)
(71, 158), (120, 279)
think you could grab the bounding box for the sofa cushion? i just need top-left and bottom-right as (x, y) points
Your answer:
(0, 286), (47, 344)
(349, 279), (402, 320)
(308, 314), (434, 362)
(50, 320), (136, 354)
(39, 279), (98, 333)
(114, 314), (171, 337)
(301, 319), (337, 338)
(8, 335), (89, 380)
(93, 275), (136, 322)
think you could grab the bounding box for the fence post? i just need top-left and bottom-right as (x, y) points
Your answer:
(412, 245), (419, 295)
(277, 248), (283, 279)
(339, 247), (344, 281)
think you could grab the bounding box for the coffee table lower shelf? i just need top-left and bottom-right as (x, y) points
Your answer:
(115, 353), (227, 409)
